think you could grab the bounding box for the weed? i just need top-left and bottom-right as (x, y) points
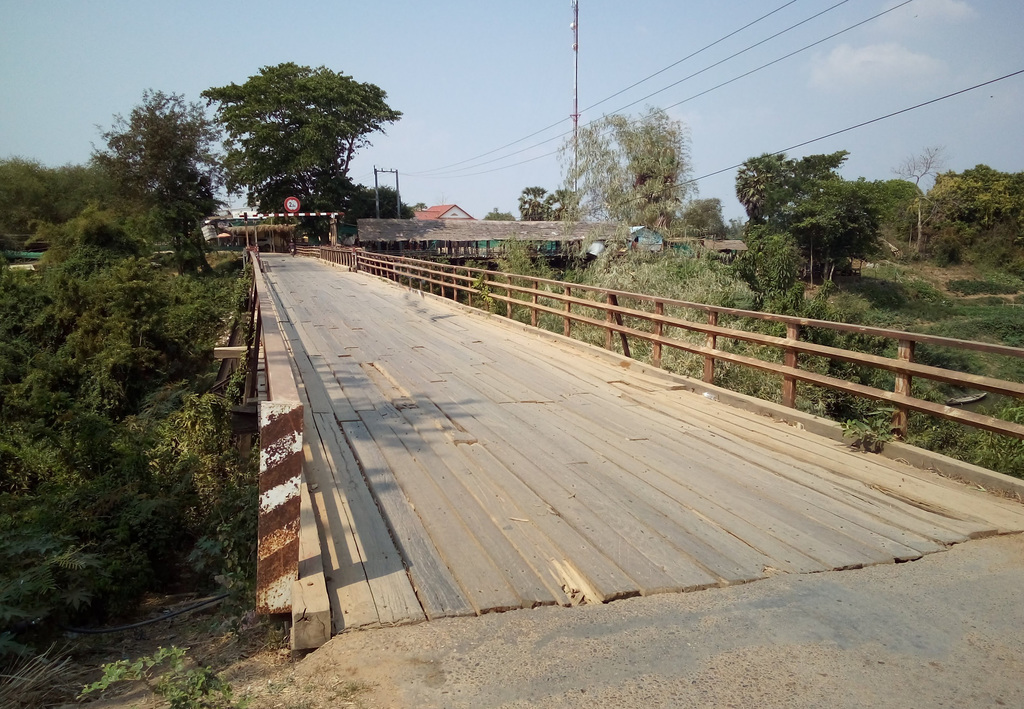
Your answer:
(80, 645), (244, 709)
(841, 408), (897, 453)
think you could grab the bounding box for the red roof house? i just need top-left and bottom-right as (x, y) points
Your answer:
(413, 204), (475, 220)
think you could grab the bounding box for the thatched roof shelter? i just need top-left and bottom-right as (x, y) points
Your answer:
(700, 239), (748, 252)
(357, 219), (618, 243)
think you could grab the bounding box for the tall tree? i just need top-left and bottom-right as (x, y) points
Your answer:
(202, 63), (401, 214)
(682, 198), (726, 238)
(893, 146), (945, 250)
(518, 187), (551, 221)
(564, 107), (692, 232)
(93, 90), (222, 272)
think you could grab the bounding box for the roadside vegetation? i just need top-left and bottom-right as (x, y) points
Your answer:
(1, 61), (403, 707)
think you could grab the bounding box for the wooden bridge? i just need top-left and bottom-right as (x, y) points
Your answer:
(245, 251), (1024, 650)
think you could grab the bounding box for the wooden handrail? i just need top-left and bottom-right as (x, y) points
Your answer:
(302, 248), (1024, 441)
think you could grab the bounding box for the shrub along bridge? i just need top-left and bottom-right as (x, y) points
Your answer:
(245, 248), (1024, 651)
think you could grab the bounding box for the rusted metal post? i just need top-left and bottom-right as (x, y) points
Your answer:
(892, 339), (915, 439)
(782, 322), (800, 408)
(652, 301), (664, 368)
(563, 285), (572, 337)
(704, 311), (718, 383)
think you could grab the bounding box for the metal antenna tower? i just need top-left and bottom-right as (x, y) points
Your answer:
(571, 0), (580, 190)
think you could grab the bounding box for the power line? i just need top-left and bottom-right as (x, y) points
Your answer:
(405, 68), (1024, 190)
(408, 0), (915, 180)
(406, 0), (811, 178)
(680, 68), (1024, 193)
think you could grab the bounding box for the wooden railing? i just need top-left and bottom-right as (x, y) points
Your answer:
(306, 248), (1024, 441)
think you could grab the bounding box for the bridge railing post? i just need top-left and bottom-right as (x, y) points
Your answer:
(704, 311), (718, 384)
(563, 286), (572, 337)
(892, 339), (915, 439)
(782, 322), (800, 408)
(652, 301), (664, 368)
(531, 280), (539, 327)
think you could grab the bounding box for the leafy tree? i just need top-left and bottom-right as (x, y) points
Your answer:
(893, 146), (945, 250)
(787, 178), (881, 280)
(564, 107), (693, 232)
(0, 159), (112, 249)
(682, 198), (726, 238)
(93, 90), (222, 272)
(202, 63), (401, 214)
(483, 207), (515, 221)
(930, 165), (1024, 234)
(343, 184), (414, 222)
(734, 150), (883, 282)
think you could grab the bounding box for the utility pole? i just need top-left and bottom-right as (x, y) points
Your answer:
(374, 167), (401, 218)
(571, 0), (580, 190)
(373, 167), (381, 219)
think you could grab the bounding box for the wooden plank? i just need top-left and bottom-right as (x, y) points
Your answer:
(310, 355), (360, 422)
(375, 353), (688, 596)
(451, 356), (911, 570)
(480, 335), (983, 549)
(392, 403), (561, 609)
(300, 399), (380, 631)
(291, 481), (331, 650)
(313, 413), (426, 626)
(356, 341), (642, 601)
(357, 407), (523, 614)
(491, 334), (987, 549)
(637, 386), (1024, 534)
(341, 419), (474, 619)
(377, 330), (818, 582)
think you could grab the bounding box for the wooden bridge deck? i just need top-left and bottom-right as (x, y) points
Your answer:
(260, 254), (1024, 632)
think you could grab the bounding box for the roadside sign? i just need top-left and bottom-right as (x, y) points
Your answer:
(284, 196), (301, 213)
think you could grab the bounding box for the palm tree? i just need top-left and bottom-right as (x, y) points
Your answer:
(735, 154), (784, 224)
(518, 186), (550, 221)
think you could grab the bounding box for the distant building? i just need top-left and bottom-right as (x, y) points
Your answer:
(358, 219), (616, 259)
(414, 204), (475, 220)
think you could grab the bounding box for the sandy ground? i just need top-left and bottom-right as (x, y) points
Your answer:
(223, 532), (1024, 709)
(75, 533), (1022, 708)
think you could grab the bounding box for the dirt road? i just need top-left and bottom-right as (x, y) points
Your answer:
(266, 533), (1023, 708)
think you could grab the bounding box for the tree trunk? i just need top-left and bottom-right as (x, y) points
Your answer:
(916, 196), (922, 252)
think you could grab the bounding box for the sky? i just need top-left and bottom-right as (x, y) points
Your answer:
(2, 0), (1022, 223)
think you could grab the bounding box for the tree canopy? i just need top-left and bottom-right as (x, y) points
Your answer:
(92, 90), (223, 271)
(483, 207), (515, 221)
(682, 198), (726, 238)
(735, 151), (883, 284)
(202, 63), (401, 214)
(0, 159), (112, 249)
(564, 107), (692, 232)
